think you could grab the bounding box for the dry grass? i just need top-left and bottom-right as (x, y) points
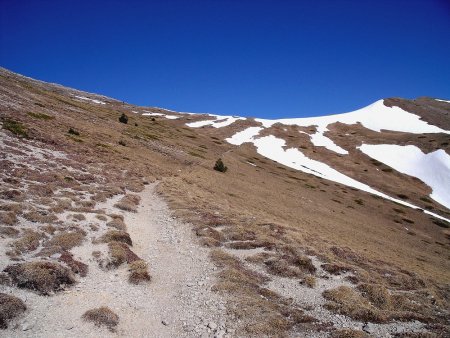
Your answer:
(0, 211), (18, 225)
(100, 230), (132, 246)
(4, 261), (76, 295)
(322, 286), (386, 323)
(59, 251), (88, 277)
(114, 194), (141, 212)
(10, 229), (46, 255)
(23, 210), (58, 223)
(95, 214), (108, 221)
(0, 226), (19, 237)
(106, 242), (140, 268)
(322, 263), (351, 275)
(44, 230), (86, 250)
(330, 328), (369, 338)
(72, 213), (86, 221)
(128, 260), (151, 284)
(82, 306), (119, 332)
(304, 275), (317, 288)
(0, 293), (27, 329)
(106, 219), (127, 231)
(210, 249), (315, 335)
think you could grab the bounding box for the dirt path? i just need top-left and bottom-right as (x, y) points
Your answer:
(1, 183), (232, 337)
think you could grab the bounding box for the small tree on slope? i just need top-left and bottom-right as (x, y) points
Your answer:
(119, 113), (128, 124)
(213, 158), (228, 173)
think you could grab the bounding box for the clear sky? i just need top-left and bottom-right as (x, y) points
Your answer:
(1, 0), (449, 118)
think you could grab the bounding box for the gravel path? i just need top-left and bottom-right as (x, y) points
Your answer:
(1, 183), (231, 337)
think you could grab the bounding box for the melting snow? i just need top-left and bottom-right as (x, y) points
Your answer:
(359, 144), (450, 209)
(255, 100), (449, 154)
(436, 99), (450, 104)
(227, 133), (450, 222)
(74, 95), (106, 105)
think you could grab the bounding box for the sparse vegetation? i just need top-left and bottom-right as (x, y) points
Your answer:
(82, 306), (119, 332)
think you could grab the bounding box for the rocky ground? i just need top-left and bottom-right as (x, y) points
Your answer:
(1, 183), (233, 337)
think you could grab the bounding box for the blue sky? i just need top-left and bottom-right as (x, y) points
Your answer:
(1, 0), (449, 118)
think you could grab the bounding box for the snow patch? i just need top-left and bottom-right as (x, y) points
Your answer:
(187, 115), (246, 128)
(226, 126), (263, 145)
(435, 99), (450, 104)
(359, 144), (450, 209)
(74, 95), (106, 105)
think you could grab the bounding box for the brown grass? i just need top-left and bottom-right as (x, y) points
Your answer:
(59, 251), (88, 277)
(128, 260), (151, 284)
(0, 293), (27, 329)
(331, 329), (369, 338)
(82, 306), (119, 332)
(72, 213), (86, 221)
(322, 286), (386, 323)
(44, 230), (86, 250)
(95, 214), (108, 221)
(4, 261), (76, 295)
(106, 242), (140, 268)
(0, 211), (17, 225)
(106, 219), (127, 231)
(10, 229), (46, 255)
(304, 275), (317, 288)
(100, 230), (132, 246)
(322, 263), (351, 275)
(114, 194), (141, 212)
(0, 226), (20, 237)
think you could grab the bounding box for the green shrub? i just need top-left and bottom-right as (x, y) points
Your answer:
(2, 119), (28, 138)
(27, 112), (54, 120)
(119, 113), (128, 124)
(214, 158), (228, 173)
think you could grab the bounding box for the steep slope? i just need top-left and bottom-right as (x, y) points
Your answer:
(0, 68), (449, 337)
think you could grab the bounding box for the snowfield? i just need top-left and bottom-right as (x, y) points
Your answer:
(359, 144), (450, 209)
(190, 99), (450, 154)
(231, 134), (450, 222)
(190, 99), (450, 220)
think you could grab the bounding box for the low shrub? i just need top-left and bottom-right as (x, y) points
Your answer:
(213, 158), (228, 173)
(4, 261), (75, 295)
(82, 307), (119, 332)
(119, 113), (128, 124)
(68, 127), (80, 136)
(0, 293), (27, 329)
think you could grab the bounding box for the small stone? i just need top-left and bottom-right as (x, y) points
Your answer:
(208, 322), (217, 330)
(162, 320), (169, 326)
(363, 323), (376, 334)
(22, 322), (34, 331)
